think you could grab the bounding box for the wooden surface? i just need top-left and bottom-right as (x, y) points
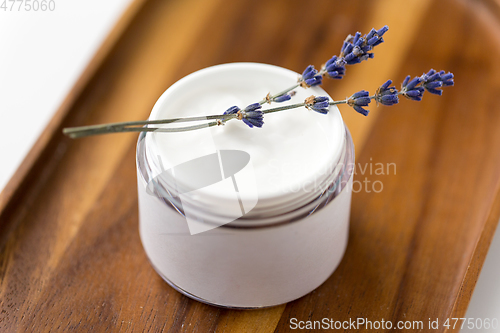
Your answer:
(1, 0), (500, 332)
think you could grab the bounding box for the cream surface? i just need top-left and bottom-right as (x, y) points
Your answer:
(145, 63), (345, 214)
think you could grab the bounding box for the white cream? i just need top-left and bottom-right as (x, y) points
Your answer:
(145, 63), (345, 218)
(137, 63), (354, 308)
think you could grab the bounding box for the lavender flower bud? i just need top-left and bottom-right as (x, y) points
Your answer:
(401, 75), (425, 101)
(340, 26), (388, 65)
(324, 56), (346, 79)
(239, 103), (264, 128)
(420, 69), (455, 95)
(222, 105), (241, 123)
(223, 106), (240, 115)
(375, 79), (399, 106)
(366, 25), (389, 47)
(439, 71), (454, 86)
(377, 25), (389, 36)
(274, 94), (292, 103)
(300, 65), (323, 87)
(222, 104), (263, 127)
(347, 90), (371, 116)
(244, 103), (261, 112)
(305, 95), (330, 114)
(420, 69), (443, 95)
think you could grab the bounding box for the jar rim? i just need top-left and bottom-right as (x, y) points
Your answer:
(136, 126), (354, 229)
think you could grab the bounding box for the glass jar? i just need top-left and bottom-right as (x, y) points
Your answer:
(136, 63), (354, 308)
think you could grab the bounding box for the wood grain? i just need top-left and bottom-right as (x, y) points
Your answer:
(1, 0), (499, 332)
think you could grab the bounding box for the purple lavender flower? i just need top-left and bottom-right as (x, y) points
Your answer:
(347, 90), (371, 116)
(222, 105), (241, 124)
(305, 96), (330, 114)
(366, 26), (389, 47)
(265, 91), (295, 104)
(400, 75), (425, 101)
(300, 65), (323, 87)
(420, 69), (442, 95)
(222, 104), (263, 128)
(223, 106), (240, 115)
(274, 94), (292, 103)
(375, 80), (399, 106)
(240, 103), (264, 128)
(420, 69), (455, 95)
(324, 56), (346, 79)
(341, 26), (388, 65)
(439, 71), (454, 87)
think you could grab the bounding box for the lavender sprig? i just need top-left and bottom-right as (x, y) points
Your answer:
(319, 25), (388, 80)
(63, 71), (453, 138)
(259, 26), (389, 104)
(62, 25), (456, 139)
(344, 71), (454, 116)
(341, 26), (388, 65)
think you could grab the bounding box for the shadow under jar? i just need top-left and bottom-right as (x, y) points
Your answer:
(136, 63), (354, 308)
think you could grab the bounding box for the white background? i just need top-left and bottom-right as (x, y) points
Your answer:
(0, 1), (498, 330)
(0, 0), (133, 191)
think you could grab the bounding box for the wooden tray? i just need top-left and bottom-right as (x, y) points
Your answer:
(2, 0), (500, 331)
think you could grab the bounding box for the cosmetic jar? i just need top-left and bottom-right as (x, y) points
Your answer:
(136, 63), (354, 308)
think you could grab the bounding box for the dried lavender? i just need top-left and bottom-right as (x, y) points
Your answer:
(323, 56), (345, 79)
(260, 25), (389, 103)
(375, 80), (399, 106)
(342, 71), (454, 116)
(347, 91), (371, 116)
(401, 76), (425, 101)
(305, 96), (330, 114)
(273, 94), (292, 103)
(224, 103), (264, 128)
(342, 26), (388, 64)
(420, 69), (454, 95)
(300, 65), (323, 88)
(63, 25), (454, 139)
(319, 25), (388, 81)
